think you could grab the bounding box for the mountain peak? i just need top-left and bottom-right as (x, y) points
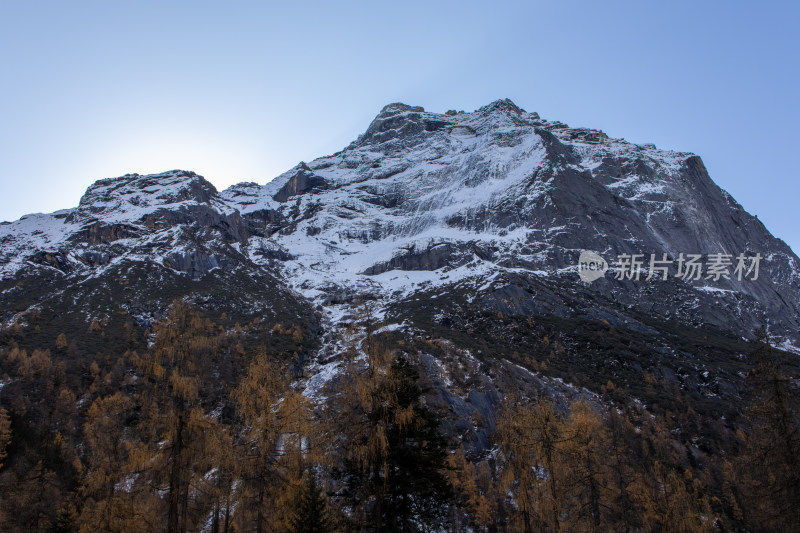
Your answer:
(379, 102), (425, 115)
(353, 99), (538, 149)
(71, 170), (218, 223)
(80, 170), (214, 200)
(355, 103), (449, 148)
(478, 98), (526, 115)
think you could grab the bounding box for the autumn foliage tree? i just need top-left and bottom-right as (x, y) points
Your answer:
(230, 346), (321, 532)
(329, 308), (452, 531)
(446, 448), (495, 532)
(230, 347), (288, 532)
(496, 395), (712, 532)
(497, 396), (566, 533)
(131, 300), (225, 533)
(77, 392), (146, 532)
(557, 400), (613, 532)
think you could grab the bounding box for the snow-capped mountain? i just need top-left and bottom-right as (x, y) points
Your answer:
(3, 97), (800, 471)
(4, 99), (797, 346)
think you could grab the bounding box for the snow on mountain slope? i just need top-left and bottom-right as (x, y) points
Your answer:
(0, 210), (76, 275)
(0, 170), (249, 280)
(1, 99), (799, 340)
(214, 100), (800, 338)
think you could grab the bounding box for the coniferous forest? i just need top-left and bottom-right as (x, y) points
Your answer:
(0, 300), (798, 532)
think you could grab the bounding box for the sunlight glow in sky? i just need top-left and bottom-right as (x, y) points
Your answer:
(1, 1), (798, 253)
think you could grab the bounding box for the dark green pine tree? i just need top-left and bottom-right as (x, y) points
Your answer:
(47, 502), (77, 533)
(288, 469), (330, 533)
(377, 356), (453, 532)
(738, 328), (800, 530)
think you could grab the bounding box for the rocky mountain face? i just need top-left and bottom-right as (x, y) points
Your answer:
(1, 99), (799, 449)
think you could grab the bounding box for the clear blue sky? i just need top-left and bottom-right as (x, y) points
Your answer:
(1, 1), (798, 253)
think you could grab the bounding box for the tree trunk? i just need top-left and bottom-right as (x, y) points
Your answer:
(256, 482), (265, 533)
(212, 501), (220, 533)
(167, 414), (185, 533)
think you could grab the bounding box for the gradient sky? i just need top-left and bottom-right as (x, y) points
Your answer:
(1, 1), (798, 253)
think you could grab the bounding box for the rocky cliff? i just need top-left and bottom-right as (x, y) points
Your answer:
(2, 99), (799, 450)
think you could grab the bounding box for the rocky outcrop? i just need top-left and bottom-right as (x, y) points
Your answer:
(362, 243), (471, 275)
(272, 163), (331, 203)
(353, 103), (453, 148)
(28, 251), (72, 272)
(163, 251), (235, 279)
(69, 221), (141, 245)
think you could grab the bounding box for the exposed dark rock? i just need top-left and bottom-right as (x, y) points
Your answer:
(163, 251), (236, 280)
(28, 251), (72, 273)
(354, 104), (453, 147)
(140, 205), (250, 243)
(78, 251), (112, 267)
(362, 242), (471, 275)
(272, 163), (331, 203)
(69, 221), (141, 245)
